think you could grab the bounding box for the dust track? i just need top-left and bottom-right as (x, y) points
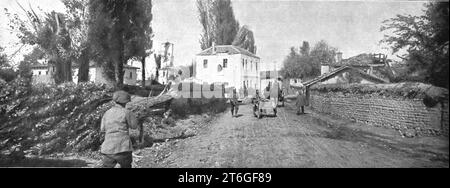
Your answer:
(138, 102), (449, 168)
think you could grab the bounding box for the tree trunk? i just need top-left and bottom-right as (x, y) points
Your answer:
(52, 57), (72, 84)
(101, 61), (116, 87)
(155, 68), (159, 83)
(114, 52), (124, 89)
(115, 58), (124, 89)
(141, 56), (146, 87)
(113, 29), (125, 89)
(78, 48), (90, 83)
(64, 59), (72, 82)
(52, 59), (63, 84)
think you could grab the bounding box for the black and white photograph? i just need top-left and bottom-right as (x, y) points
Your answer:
(0, 0), (448, 171)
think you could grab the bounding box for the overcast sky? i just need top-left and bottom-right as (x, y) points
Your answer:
(0, 0), (427, 70)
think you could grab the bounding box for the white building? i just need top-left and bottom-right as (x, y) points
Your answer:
(31, 62), (139, 85)
(195, 44), (261, 97)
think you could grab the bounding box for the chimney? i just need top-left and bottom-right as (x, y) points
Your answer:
(336, 52), (343, 63)
(212, 41), (216, 54)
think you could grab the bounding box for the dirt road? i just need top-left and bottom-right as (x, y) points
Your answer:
(137, 101), (449, 168)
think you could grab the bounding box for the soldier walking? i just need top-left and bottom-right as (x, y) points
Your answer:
(230, 88), (239, 117)
(100, 90), (139, 168)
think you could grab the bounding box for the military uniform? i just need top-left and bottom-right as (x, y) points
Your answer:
(100, 91), (138, 168)
(296, 89), (307, 115)
(253, 91), (263, 113)
(230, 91), (239, 117)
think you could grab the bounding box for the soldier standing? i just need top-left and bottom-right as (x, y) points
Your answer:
(296, 86), (307, 115)
(230, 88), (239, 117)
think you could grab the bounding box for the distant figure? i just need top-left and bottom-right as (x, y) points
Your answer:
(254, 89), (263, 102)
(253, 89), (263, 112)
(100, 90), (139, 168)
(296, 86), (307, 115)
(230, 88), (239, 117)
(277, 77), (285, 106)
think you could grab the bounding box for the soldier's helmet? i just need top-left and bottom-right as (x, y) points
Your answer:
(113, 90), (131, 104)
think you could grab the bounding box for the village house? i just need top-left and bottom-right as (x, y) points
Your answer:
(31, 61), (139, 85)
(195, 43), (261, 96)
(312, 52), (391, 85)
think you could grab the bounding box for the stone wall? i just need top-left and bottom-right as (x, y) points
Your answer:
(309, 83), (449, 137)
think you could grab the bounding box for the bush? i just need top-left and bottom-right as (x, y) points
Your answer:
(0, 68), (17, 82)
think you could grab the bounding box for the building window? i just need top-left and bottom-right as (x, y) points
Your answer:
(242, 59), (245, 68)
(203, 59), (208, 68)
(255, 62), (258, 71)
(250, 61), (253, 71)
(245, 60), (248, 70)
(129, 71), (133, 79)
(38, 71), (41, 75)
(46, 71), (48, 75)
(223, 59), (228, 68)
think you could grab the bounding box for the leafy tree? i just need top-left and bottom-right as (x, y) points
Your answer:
(300, 41), (310, 57)
(19, 47), (44, 79)
(88, 0), (153, 88)
(5, 5), (72, 84)
(0, 47), (17, 82)
(232, 25), (257, 54)
(135, 0), (153, 87)
(62, 0), (91, 83)
(0, 46), (9, 68)
(310, 40), (338, 69)
(17, 61), (32, 80)
(280, 47), (304, 79)
(281, 40), (336, 80)
(381, 2), (449, 88)
(197, 0), (240, 50)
